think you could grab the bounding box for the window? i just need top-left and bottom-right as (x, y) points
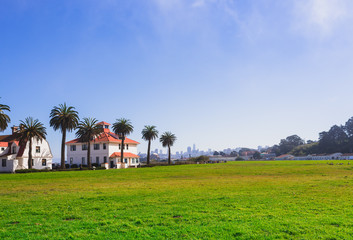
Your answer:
(119, 144), (121, 150)
(132, 158), (135, 164)
(2, 159), (6, 167)
(96, 156), (99, 164)
(32, 159), (34, 166)
(70, 145), (76, 151)
(126, 144), (129, 150)
(70, 158), (73, 164)
(94, 144), (100, 150)
(12, 146), (16, 154)
(82, 157), (85, 165)
(42, 159), (46, 166)
(82, 144), (88, 151)
(36, 146), (40, 153)
(124, 158), (128, 163)
(104, 156), (107, 163)
(136, 159), (139, 163)
(103, 143), (106, 150)
(1, 147), (4, 151)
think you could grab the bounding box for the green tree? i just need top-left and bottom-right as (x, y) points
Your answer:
(112, 118), (134, 167)
(0, 102), (10, 132)
(253, 151), (261, 160)
(141, 125), (158, 165)
(50, 103), (79, 169)
(18, 117), (47, 169)
(159, 132), (176, 165)
(319, 125), (349, 153)
(76, 118), (100, 168)
(279, 135), (305, 154)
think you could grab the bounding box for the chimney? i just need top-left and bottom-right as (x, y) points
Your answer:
(11, 126), (19, 134)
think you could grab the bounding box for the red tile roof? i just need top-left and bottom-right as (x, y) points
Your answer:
(97, 121), (111, 126)
(110, 152), (140, 158)
(0, 142), (8, 147)
(66, 132), (139, 144)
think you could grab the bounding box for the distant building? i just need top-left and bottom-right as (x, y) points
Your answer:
(340, 153), (353, 160)
(275, 154), (294, 160)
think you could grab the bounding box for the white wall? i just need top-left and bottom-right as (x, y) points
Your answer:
(67, 142), (139, 166)
(0, 159), (18, 173)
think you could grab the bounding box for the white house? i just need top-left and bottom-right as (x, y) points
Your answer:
(66, 121), (140, 169)
(0, 126), (53, 173)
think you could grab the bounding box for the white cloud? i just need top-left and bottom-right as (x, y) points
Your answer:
(293, 0), (351, 37)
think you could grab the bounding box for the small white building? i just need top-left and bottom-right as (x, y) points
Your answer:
(0, 126), (53, 173)
(339, 153), (353, 160)
(66, 121), (140, 169)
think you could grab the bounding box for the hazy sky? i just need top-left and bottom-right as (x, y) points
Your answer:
(1, 0), (353, 160)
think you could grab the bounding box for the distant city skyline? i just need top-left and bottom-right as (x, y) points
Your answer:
(2, 1), (353, 162)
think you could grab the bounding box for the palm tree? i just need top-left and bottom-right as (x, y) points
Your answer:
(141, 125), (158, 165)
(112, 118), (133, 166)
(18, 117), (47, 169)
(160, 132), (177, 165)
(50, 103), (79, 169)
(0, 102), (10, 132)
(75, 118), (100, 168)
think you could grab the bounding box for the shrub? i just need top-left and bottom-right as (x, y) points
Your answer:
(235, 157), (244, 161)
(15, 169), (50, 173)
(65, 164), (70, 169)
(71, 164), (78, 168)
(188, 155), (210, 162)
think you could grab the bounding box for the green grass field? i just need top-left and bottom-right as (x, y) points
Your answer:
(1, 160), (353, 239)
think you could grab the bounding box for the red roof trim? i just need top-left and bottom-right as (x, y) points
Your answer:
(66, 132), (139, 144)
(97, 121), (111, 126)
(110, 152), (140, 158)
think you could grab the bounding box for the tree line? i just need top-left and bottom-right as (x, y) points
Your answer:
(268, 116), (353, 156)
(0, 101), (176, 169)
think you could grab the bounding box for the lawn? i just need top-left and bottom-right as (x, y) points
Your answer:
(1, 160), (353, 239)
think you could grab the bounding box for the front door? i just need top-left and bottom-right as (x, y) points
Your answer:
(110, 161), (114, 169)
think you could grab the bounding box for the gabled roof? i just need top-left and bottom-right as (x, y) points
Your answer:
(0, 134), (17, 143)
(110, 152), (140, 158)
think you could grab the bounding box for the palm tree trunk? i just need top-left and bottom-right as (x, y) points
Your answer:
(121, 135), (125, 167)
(61, 128), (66, 169)
(87, 141), (91, 168)
(147, 140), (151, 165)
(28, 139), (32, 169)
(168, 145), (171, 165)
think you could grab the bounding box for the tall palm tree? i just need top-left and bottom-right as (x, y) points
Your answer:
(112, 118), (133, 166)
(75, 118), (100, 168)
(50, 103), (79, 169)
(160, 132), (177, 165)
(0, 102), (10, 132)
(141, 125), (158, 165)
(18, 117), (47, 169)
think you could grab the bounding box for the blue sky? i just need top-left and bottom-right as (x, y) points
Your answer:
(1, 0), (353, 160)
